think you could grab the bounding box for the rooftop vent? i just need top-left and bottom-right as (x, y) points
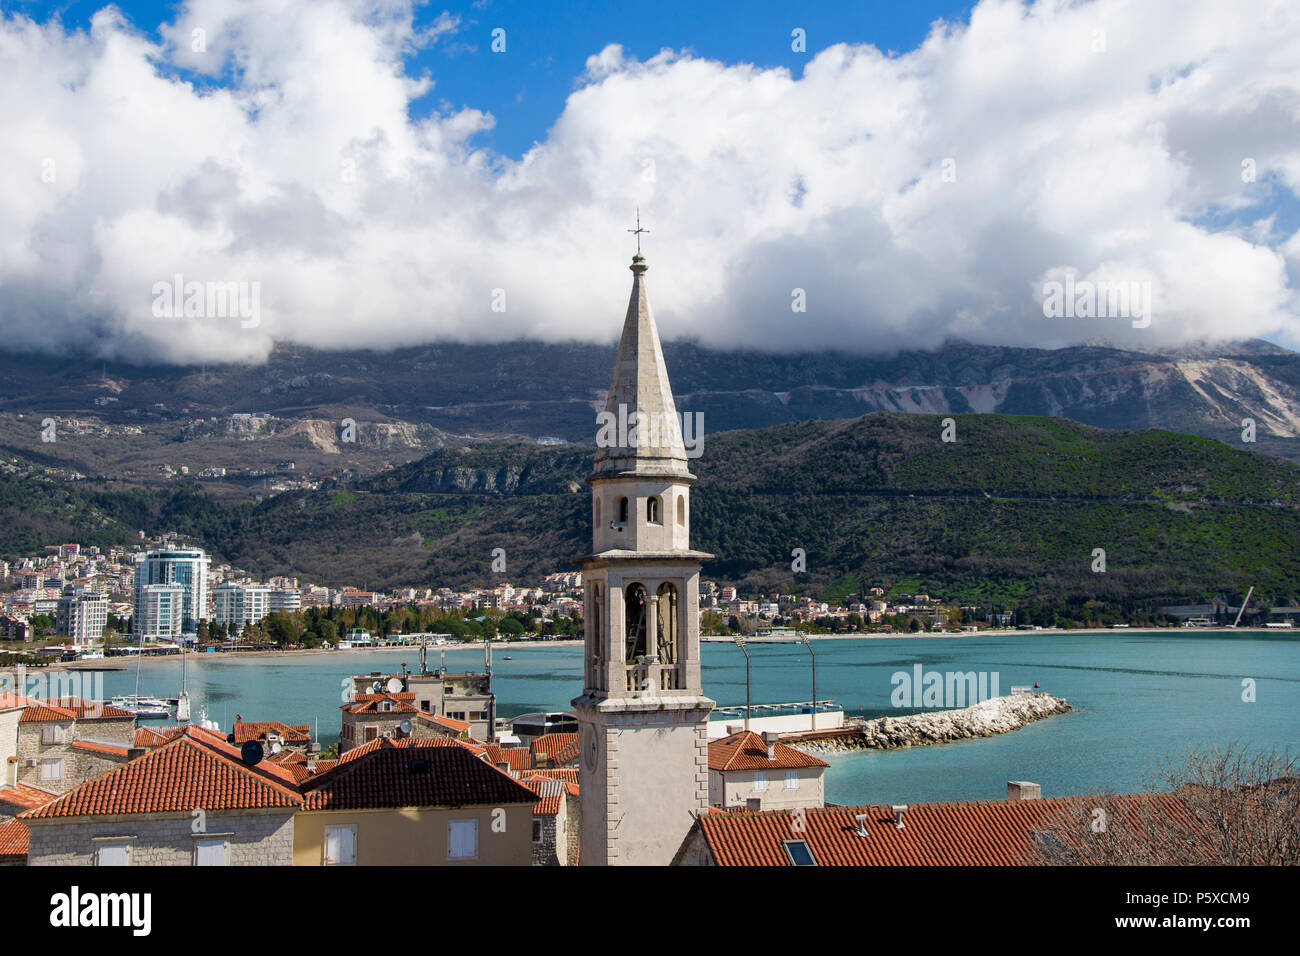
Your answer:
(853, 813), (870, 837)
(891, 805), (908, 828)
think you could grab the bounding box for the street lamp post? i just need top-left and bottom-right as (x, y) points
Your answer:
(733, 636), (751, 731)
(798, 634), (817, 732)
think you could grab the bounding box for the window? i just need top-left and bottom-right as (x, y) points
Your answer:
(676, 495), (686, 526)
(782, 840), (818, 866)
(752, 771), (768, 792)
(324, 825), (357, 865)
(532, 819), (543, 844)
(95, 842), (130, 866)
(364, 726), (378, 741)
(448, 819), (478, 860)
(41, 758), (63, 781)
(646, 496), (660, 523)
(194, 838), (227, 866)
(617, 497), (629, 524)
(41, 725), (66, 745)
(785, 770), (799, 791)
(420, 700), (431, 712)
(594, 497), (601, 527)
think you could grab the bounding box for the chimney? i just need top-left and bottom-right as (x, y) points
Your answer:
(726, 724), (743, 736)
(306, 741), (320, 771)
(853, 813), (870, 837)
(762, 731), (778, 760)
(891, 805), (908, 828)
(1007, 781), (1042, 801)
(746, 797), (762, 812)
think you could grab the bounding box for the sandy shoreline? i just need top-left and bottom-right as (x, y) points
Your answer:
(34, 625), (1290, 669)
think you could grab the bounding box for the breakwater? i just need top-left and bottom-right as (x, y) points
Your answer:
(789, 693), (1072, 755)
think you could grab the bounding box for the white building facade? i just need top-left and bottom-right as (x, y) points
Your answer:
(132, 548), (210, 637)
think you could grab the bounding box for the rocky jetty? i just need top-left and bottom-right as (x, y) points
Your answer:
(791, 693), (1071, 755)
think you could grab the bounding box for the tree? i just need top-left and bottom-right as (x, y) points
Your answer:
(1027, 746), (1300, 865)
(498, 617), (525, 638)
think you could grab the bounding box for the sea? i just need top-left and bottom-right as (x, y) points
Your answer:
(89, 630), (1297, 806)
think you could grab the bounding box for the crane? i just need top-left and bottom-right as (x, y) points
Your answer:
(1230, 586), (1255, 628)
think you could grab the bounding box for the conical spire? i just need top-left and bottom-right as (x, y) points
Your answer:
(592, 254), (691, 478)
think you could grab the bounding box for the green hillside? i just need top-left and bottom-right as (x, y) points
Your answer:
(3, 414), (1299, 622)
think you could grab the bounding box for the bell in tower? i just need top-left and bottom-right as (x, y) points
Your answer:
(572, 234), (715, 866)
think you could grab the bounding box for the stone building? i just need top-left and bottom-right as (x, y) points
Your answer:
(14, 698), (136, 794)
(21, 726), (300, 866)
(707, 730), (828, 810)
(573, 250), (716, 865)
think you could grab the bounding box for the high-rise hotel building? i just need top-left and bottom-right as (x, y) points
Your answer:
(132, 547), (210, 637)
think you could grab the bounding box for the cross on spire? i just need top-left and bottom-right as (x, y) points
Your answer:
(627, 208), (650, 254)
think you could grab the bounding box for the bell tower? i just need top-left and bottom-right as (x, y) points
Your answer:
(573, 245), (714, 866)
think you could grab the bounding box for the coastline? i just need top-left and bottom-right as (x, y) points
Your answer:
(37, 626), (1293, 669)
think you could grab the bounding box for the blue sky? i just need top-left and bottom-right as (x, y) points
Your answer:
(12, 0), (975, 158)
(2, 0), (1297, 362)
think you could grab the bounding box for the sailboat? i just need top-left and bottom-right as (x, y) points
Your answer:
(176, 635), (191, 723)
(110, 629), (173, 719)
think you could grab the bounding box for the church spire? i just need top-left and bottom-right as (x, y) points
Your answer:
(593, 252), (690, 478)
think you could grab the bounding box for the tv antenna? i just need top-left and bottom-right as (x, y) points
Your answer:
(627, 208), (650, 254)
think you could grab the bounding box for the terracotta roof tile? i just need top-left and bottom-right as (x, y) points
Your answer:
(693, 796), (1185, 866)
(20, 727), (302, 819)
(0, 819), (27, 860)
(69, 740), (131, 758)
(482, 744), (532, 773)
(342, 692), (418, 715)
(529, 768), (580, 786)
(301, 739), (537, 811)
(0, 783), (58, 814)
(708, 731), (829, 773)
(20, 698), (134, 722)
(413, 711), (471, 734)
(232, 721), (312, 744)
(531, 733), (580, 766)
(520, 776), (564, 815)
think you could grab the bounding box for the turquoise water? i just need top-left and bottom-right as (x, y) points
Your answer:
(99, 632), (1298, 805)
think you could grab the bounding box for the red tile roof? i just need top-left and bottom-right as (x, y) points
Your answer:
(691, 796), (1184, 866)
(708, 731), (830, 772)
(19, 698), (134, 722)
(528, 768), (580, 786)
(342, 692), (418, 715)
(133, 725), (187, 748)
(232, 721), (312, 744)
(301, 738), (538, 811)
(531, 733), (580, 766)
(413, 711), (471, 734)
(0, 783), (58, 814)
(482, 744), (532, 773)
(20, 727), (303, 819)
(0, 819), (28, 861)
(0, 693), (36, 711)
(69, 740), (131, 758)
(519, 776), (565, 815)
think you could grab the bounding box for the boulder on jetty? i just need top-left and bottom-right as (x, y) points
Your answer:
(791, 693), (1071, 755)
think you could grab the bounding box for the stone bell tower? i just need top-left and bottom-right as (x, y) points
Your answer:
(573, 247), (714, 866)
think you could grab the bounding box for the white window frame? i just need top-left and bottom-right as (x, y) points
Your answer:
(752, 771), (768, 793)
(785, 770), (799, 791)
(323, 824), (357, 866)
(447, 818), (478, 861)
(194, 837), (228, 866)
(41, 725), (66, 745)
(40, 757), (63, 781)
(95, 842), (131, 866)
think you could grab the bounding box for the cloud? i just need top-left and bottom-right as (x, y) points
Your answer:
(1, 0), (1298, 365)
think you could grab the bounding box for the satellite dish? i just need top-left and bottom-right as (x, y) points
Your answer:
(399, 719), (412, 735)
(226, 733), (237, 745)
(371, 681), (382, 692)
(386, 677), (403, 694)
(271, 741), (283, 754)
(240, 741), (264, 766)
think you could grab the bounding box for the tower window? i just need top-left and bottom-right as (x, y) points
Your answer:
(676, 495), (686, 526)
(647, 496), (660, 523)
(618, 497), (629, 524)
(595, 497), (601, 526)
